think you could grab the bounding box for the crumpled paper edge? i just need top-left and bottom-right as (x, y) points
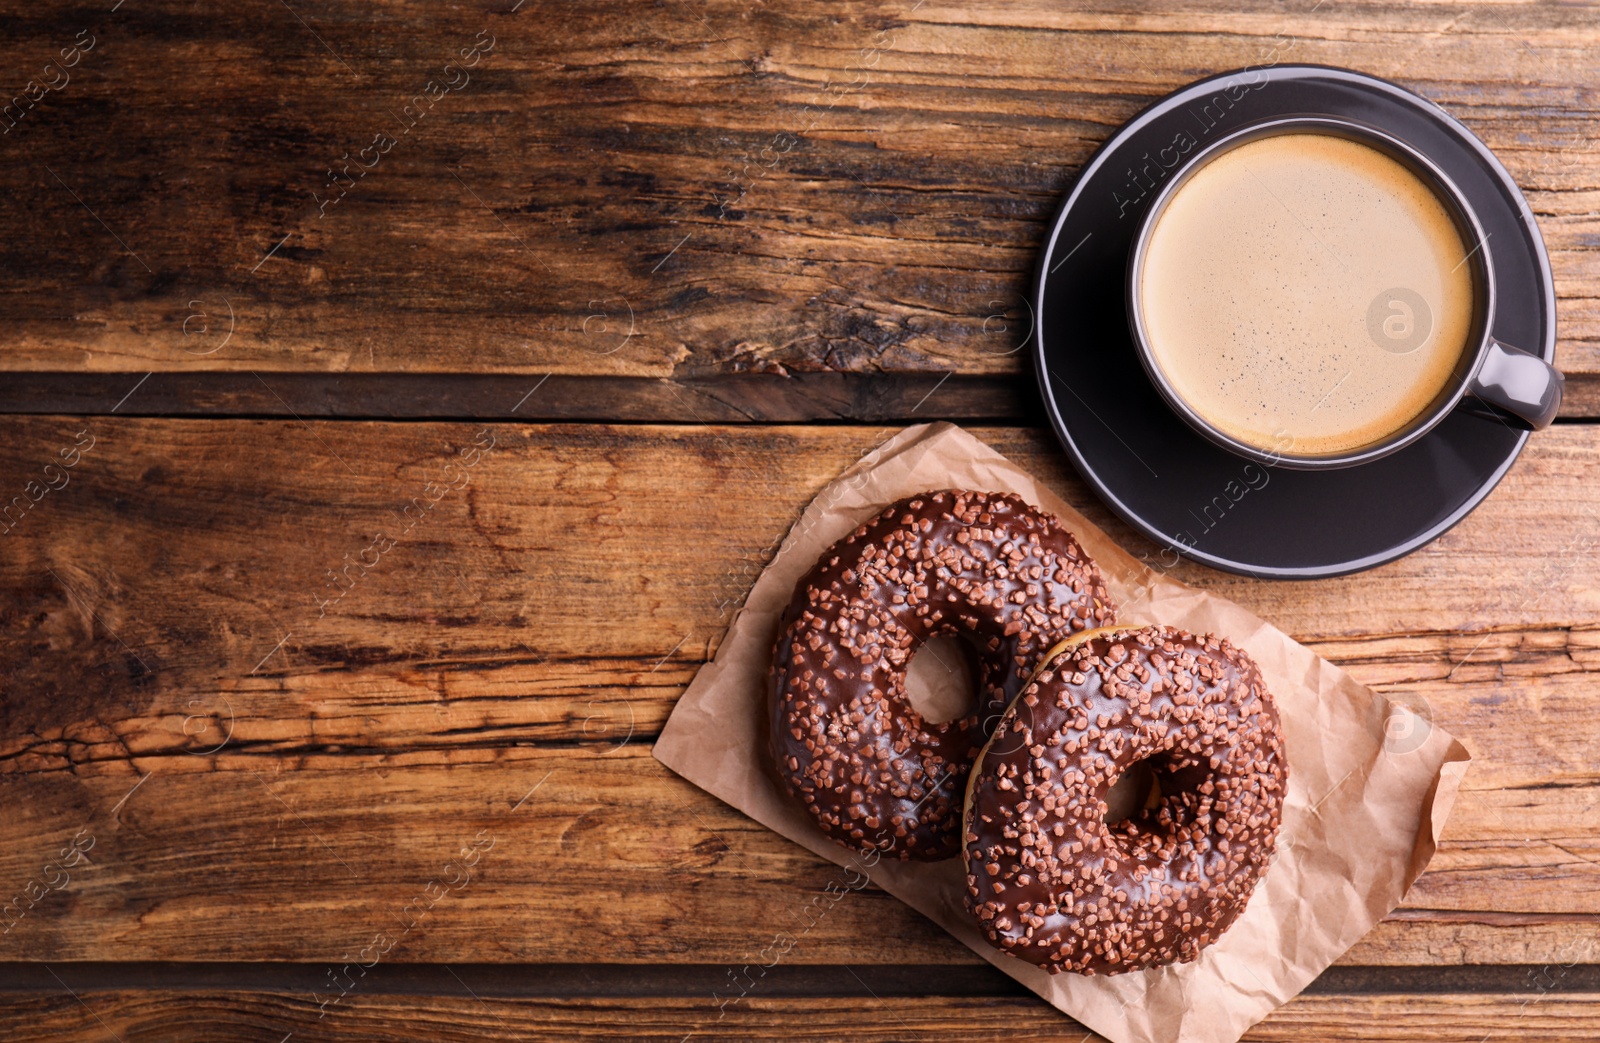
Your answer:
(654, 421), (1471, 1043)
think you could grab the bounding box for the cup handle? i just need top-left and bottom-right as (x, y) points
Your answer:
(1464, 338), (1564, 430)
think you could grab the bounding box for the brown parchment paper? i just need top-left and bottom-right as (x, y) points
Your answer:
(654, 422), (1470, 1043)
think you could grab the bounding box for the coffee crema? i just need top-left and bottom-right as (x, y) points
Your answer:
(1139, 132), (1474, 456)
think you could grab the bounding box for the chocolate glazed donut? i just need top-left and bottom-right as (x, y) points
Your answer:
(769, 490), (1116, 861)
(963, 624), (1287, 973)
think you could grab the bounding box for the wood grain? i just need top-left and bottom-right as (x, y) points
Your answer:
(0, 1), (1596, 412)
(0, 370), (1592, 425)
(0, 372), (1041, 423)
(1, 988), (1597, 1042)
(6, 1), (1599, 1032)
(0, 419), (1597, 966)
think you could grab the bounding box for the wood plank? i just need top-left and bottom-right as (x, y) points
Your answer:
(0, 371), (1593, 423)
(0, 418), (1590, 652)
(0, 746), (1597, 965)
(6, 960), (1595, 995)
(0, 372), (1042, 424)
(1, 988), (1597, 1042)
(1, 420), (1598, 965)
(0, 0), (1596, 401)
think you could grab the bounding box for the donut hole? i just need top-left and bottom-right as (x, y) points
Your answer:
(1104, 756), (1164, 827)
(903, 633), (979, 725)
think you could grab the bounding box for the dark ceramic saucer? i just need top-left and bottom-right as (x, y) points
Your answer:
(1032, 65), (1555, 579)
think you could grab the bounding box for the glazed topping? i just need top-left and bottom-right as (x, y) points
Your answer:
(770, 490), (1116, 860)
(964, 624), (1287, 973)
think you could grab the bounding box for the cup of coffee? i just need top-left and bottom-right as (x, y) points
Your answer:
(1126, 116), (1563, 469)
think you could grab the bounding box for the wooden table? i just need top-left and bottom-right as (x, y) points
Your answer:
(1, 2), (1596, 1039)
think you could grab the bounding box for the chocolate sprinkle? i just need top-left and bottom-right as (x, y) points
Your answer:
(768, 490), (1116, 861)
(962, 624), (1288, 974)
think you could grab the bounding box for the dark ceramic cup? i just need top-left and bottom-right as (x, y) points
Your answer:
(1125, 115), (1564, 470)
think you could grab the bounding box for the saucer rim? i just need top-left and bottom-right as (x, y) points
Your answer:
(1030, 63), (1553, 580)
